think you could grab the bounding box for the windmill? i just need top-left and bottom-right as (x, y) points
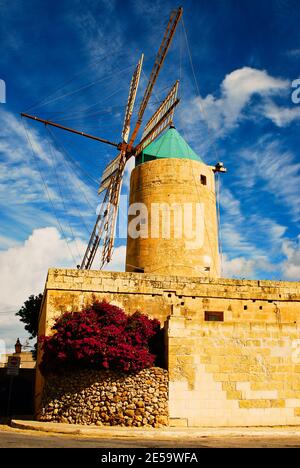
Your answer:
(21, 6), (183, 270)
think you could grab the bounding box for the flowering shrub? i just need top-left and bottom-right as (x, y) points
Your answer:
(39, 301), (162, 374)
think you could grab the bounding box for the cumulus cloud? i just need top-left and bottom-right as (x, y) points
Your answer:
(222, 253), (279, 280)
(281, 236), (300, 280)
(0, 227), (87, 351)
(0, 227), (86, 311)
(222, 255), (256, 279)
(0, 226), (128, 350)
(262, 101), (300, 127)
(103, 245), (127, 272)
(220, 67), (288, 127)
(180, 66), (293, 135)
(0, 306), (28, 354)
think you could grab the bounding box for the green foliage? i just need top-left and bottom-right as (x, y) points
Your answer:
(16, 293), (43, 360)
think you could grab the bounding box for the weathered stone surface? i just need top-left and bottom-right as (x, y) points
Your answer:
(39, 367), (168, 427)
(126, 159), (220, 278)
(35, 267), (300, 429)
(168, 318), (300, 427)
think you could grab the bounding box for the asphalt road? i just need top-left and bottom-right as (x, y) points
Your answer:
(1, 430), (300, 448)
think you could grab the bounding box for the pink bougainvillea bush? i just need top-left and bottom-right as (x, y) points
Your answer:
(39, 301), (162, 375)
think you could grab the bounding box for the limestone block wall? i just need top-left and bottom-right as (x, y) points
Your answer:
(40, 270), (300, 337)
(168, 317), (300, 427)
(35, 268), (300, 420)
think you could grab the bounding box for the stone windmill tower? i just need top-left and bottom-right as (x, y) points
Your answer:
(126, 125), (223, 278)
(22, 7), (225, 277)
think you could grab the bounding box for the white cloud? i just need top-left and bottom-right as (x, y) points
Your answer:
(0, 227), (87, 350)
(0, 108), (98, 243)
(219, 186), (291, 279)
(103, 244), (127, 272)
(237, 136), (300, 220)
(222, 253), (284, 280)
(180, 67), (291, 135)
(220, 187), (242, 218)
(0, 227), (85, 311)
(219, 186), (300, 281)
(220, 187), (287, 255)
(222, 255), (256, 278)
(0, 234), (21, 251)
(281, 236), (300, 281)
(262, 101), (300, 127)
(220, 67), (288, 127)
(0, 225), (128, 350)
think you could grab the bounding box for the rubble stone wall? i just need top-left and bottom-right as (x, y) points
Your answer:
(39, 367), (168, 427)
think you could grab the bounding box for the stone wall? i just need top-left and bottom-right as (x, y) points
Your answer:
(36, 268), (300, 425)
(168, 316), (300, 427)
(39, 270), (300, 337)
(39, 367), (168, 427)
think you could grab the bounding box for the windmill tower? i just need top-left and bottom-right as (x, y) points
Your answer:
(22, 7), (225, 277)
(126, 126), (223, 277)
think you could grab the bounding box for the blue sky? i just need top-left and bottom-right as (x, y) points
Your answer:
(0, 0), (299, 350)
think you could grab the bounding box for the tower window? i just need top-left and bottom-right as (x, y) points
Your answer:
(200, 175), (207, 185)
(205, 311), (224, 322)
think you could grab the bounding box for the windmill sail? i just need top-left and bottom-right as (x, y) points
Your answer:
(23, 7), (184, 271)
(81, 152), (126, 269)
(100, 153), (126, 267)
(99, 55), (143, 194)
(137, 81), (179, 153)
(122, 54), (143, 143)
(88, 8), (182, 269)
(80, 185), (112, 269)
(128, 7), (183, 147)
(98, 153), (122, 194)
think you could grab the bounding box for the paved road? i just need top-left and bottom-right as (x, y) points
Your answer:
(1, 430), (300, 448)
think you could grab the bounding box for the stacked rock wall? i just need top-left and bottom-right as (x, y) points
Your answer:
(39, 367), (168, 427)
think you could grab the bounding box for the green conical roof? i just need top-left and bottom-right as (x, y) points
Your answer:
(137, 127), (202, 166)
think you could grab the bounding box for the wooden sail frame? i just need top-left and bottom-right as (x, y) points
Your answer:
(21, 7), (183, 270)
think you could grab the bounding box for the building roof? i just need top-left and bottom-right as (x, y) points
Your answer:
(138, 127), (203, 165)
